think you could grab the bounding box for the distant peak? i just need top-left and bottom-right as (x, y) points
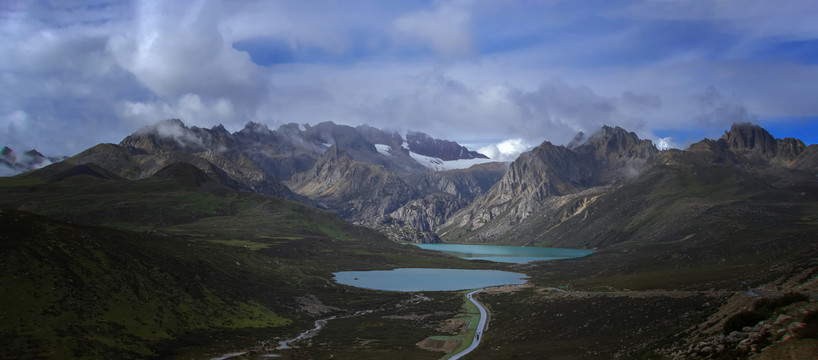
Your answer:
(586, 125), (643, 145)
(23, 149), (45, 158)
(596, 125), (628, 136)
(407, 131), (433, 140)
(566, 131), (586, 149)
(720, 122), (776, 153)
(160, 118), (186, 128)
(134, 118), (189, 137)
(242, 121), (271, 133)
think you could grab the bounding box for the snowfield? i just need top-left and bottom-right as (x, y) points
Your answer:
(374, 144), (392, 157)
(408, 151), (498, 171)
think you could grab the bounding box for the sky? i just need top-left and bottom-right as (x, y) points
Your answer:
(1, 0), (818, 160)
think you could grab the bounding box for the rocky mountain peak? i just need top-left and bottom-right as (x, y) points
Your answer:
(122, 119), (202, 152)
(721, 122), (778, 154)
(356, 125), (404, 149)
(122, 119), (242, 155)
(714, 122), (807, 163)
(211, 123), (231, 136)
(440, 125), (660, 237)
(1, 146), (15, 161)
(566, 131), (586, 149)
(405, 131), (488, 161)
(571, 126), (658, 178)
(1, 146), (56, 176)
(240, 121), (273, 135)
(24, 149), (45, 158)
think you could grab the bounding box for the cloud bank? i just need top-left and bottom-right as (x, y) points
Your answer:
(1, 0), (817, 158)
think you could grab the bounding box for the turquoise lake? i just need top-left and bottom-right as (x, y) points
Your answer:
(333, 268), (529, 291)
(412, 243), (593, 263)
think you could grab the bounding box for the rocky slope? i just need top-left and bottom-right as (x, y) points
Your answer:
(439, 124), (816, 248)
(66, 120), (299, 200)
(368, 162), (507, 242)
(439, 125), (658, 243)
(285, 145), (505, 242)
(286, 144), (419, 221)
(65, 119), (496, 242)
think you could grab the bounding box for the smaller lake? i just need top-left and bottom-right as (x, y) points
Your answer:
(412, 243), (593, 263)
(334, 268), (529, 292)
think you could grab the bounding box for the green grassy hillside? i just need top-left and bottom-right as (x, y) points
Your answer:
(0, 163), (489, 358)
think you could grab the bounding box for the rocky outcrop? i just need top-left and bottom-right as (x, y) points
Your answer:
(688, 123), (808, 168)
(440, 126), (657, 242)
(232, 122), (320, 181)
(287, 145), (419, 221)
(366, 162), (507, 243)
(792, 145), (818, 174)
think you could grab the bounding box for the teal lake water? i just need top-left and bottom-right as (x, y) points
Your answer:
(412, 243), (593, 263)
(333, 268), (529, 291)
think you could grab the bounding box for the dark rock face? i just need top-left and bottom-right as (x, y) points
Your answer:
(406, 131), (489, 161)
(718, 122), (807, 164)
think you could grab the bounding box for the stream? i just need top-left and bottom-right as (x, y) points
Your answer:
(211, 310), (372, 359)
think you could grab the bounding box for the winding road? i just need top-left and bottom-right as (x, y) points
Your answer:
(449, 289), (488, 360)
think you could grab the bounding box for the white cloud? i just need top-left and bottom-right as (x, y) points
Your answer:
(478, 138), (532, 161)
(394, 1), (474, 58)
(1, 110), (29, 132)
(655, 137), (676, 150)
(1, 0), (816, 157)
(693, 86), (757, 128)
(119, 94), (237, 129)
(107, 0), (266, 111)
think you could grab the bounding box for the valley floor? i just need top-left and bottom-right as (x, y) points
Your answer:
(219, 266), (817, 360)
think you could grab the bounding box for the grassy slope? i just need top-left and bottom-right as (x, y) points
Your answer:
(469, 288), (726, 360)
(0, 168), (493, 359)
(0, 209), (291, 359)
(4, 157), (816, 359)
(432, 157), (818, 359)
(441, 158), (818, 291)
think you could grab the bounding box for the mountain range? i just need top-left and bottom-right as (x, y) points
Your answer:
(53, 119), (503, 242)
(48, 120), (818, 247)
(2, 120), (817, 359)
(0, 146), (66, 176)
(440, 123), (817, 248)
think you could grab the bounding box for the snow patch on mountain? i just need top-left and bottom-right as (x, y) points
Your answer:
(409, 151), (496, 171)
(375, 144), (393, 157)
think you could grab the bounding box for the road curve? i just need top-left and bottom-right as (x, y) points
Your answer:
(449, 289), (488, 360)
